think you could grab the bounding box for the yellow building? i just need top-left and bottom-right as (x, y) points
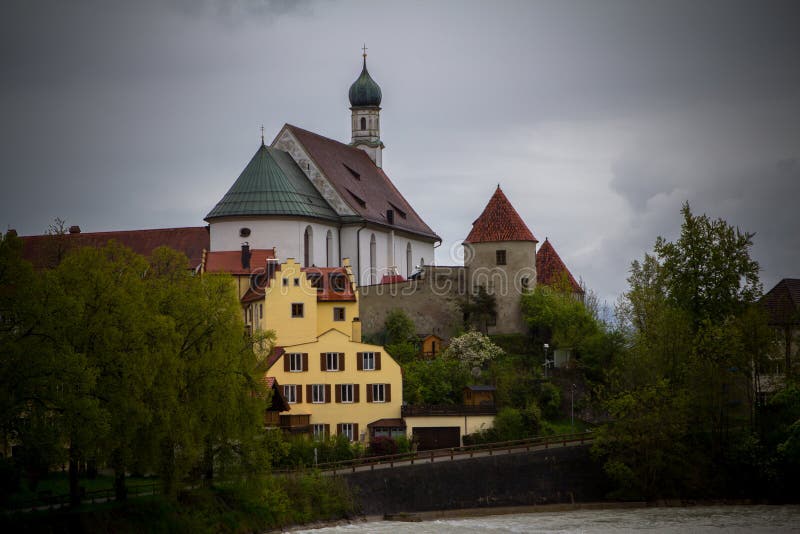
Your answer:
(204, 251), (404, 443)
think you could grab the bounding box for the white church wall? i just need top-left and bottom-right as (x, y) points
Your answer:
(209, 219), (339, 267)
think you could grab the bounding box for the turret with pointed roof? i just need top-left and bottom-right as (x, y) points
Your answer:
(348, 51), (384, 167)
(465, 186), (538, 244)
(463, 186), (539, 335)
(536, 238), (583, 294)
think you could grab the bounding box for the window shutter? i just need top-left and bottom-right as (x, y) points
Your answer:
(336, 423), (342, 435)
(354, 384), (360, 403)
(324, 424), (330, 438)
(296, 385), (303, 403)
(356, 352), (363, 371)
(325, 384), (331, 403)
(335, 384), (342, 403)
(353, 423), (359, 441)
(302, 353), (308, 371)
(375, 352), (381, 370)
(385, 383), (391, 402)
(306, 384), (312, 402)
(283, 354), (290, 372)
(339, 353), (345, 371)
(320, 353), (326, 371)
(366, 384), (373, 402)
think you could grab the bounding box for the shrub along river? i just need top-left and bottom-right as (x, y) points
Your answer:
(294, 505), (800, 533)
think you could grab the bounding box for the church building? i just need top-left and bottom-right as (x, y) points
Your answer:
(205, 52), (439, 286)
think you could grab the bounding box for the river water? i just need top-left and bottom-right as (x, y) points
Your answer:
(294, 505), (800, 533)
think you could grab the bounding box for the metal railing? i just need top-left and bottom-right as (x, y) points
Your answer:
(274, 431), (593, 475)
(4, 480), (162, 512)
(401, 404), (498, 416)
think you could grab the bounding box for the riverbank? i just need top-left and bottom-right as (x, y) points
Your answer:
(290, 502), (800, 533)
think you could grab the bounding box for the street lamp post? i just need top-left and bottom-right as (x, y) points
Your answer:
(543, 343), (549, 378)
(571, 383), (576, 429)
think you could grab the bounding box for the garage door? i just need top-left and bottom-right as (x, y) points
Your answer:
(413, 426), (461, 450)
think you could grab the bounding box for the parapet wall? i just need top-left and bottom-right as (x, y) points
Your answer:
(342, 444), (610, 515)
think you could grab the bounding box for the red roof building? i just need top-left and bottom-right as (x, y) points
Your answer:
(464, 186), (537, 244)
(536, 238), (583, 294)
(21, 226), (209, 269)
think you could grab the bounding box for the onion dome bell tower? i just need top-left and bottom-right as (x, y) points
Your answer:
(349, 47), (384, 167)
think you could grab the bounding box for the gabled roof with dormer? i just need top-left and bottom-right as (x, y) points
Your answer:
(205, 144), (339, 222)
(536, 238), (582, 294)
(280, 124), (439, 241)
(464, 186), (537, 244)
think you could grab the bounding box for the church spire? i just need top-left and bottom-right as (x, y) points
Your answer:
(348, 47), (384, 167)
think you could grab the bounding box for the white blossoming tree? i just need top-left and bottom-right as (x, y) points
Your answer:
(444, 330), (505, 374)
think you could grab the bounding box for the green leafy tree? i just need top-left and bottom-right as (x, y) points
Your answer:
(402, 357), (470, 405)
(461, 286), (497, 333)
(384, 309), (417, 363)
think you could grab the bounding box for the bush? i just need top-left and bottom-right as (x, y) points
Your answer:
(368, 436), (399, 456)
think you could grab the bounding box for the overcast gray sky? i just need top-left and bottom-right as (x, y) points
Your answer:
(2, 0), (798, 305)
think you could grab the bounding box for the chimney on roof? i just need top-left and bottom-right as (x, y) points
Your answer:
(241, 242), (251, 270)
(69, 225), (81, 234)
(351, 317), (362, 343)
(266, 258), (278, 282)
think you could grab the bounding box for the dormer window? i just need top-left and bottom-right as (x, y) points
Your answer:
(330, 273), (347, 293)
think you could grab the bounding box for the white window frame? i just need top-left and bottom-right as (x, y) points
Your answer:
(312, 424), (326, 440)
(312, 384), (326, 404)
(362, 352), (375, 371)
(289, 353), (303, 372)
(283, 385), (297, 404)
(340, 423), (354, 441)
(372, 384), (386, 403)
(333, 307), (346, 321)
(325, 352), (339, 372)
(341, 384), (354, 403)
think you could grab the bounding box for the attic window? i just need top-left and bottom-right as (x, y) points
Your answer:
(343, 164), (361, 180)
(330, 273), (347, 293)
(388, 202), (407, 219)
(239, 227), (251, 237)
(347, 189), (366, 208)
(306, 272), (323, 291)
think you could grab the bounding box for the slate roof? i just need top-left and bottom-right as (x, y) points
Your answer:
(204, 248), (275, 275)
(21, 227), (209, 269)
(205, 144), (339, 222)
(761, 278), (800, 326)
(464, 186), (537, 244)
(536, 238), (582, 294)
(284, 124), (439, 240)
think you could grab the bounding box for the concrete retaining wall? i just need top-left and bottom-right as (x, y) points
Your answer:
(342, 444), (610, 515)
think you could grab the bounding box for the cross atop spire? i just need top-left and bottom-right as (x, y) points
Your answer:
(362, 43), (368, 59)
(260, 125), (265, 146)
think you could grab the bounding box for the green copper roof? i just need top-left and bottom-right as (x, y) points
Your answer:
(205, 145), (340, 222)
(348, 57), (382, 107)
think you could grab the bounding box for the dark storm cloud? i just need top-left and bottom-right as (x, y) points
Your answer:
(1, 0), (798, 304)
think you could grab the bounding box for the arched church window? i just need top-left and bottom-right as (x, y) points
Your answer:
(369, 234), (377, 285)
(360, 117), (367, 130)
(303, 226), (313, 267)
(326, 230), (334, 267)
(406, 242), (412, 277)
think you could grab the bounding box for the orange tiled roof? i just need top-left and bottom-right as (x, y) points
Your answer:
(464, 186), (537, 244)
(21, 227), (209, 269)
(303, 266), (357, 302)
(536, 238), (582, 293)
(204, 249), (275, 275)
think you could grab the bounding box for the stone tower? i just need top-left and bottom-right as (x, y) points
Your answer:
(463, 186), (538, 334)
(348, 51), (384, 167)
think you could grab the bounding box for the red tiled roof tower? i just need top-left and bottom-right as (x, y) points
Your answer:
(464, 186), (538, 244)
(536, 238), (583, 294)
